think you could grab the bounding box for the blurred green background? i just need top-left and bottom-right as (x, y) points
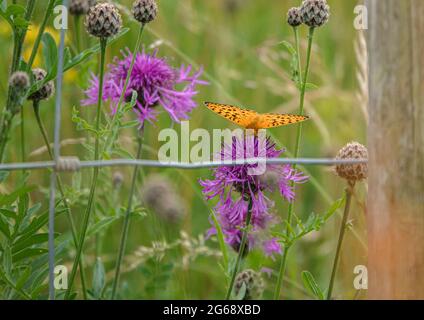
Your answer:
(0, 0), (367, 299)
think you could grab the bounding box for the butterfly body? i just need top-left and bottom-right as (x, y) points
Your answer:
(205, 102), (308, 131)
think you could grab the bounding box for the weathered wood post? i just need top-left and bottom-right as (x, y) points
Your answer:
(367, 0), (424, 299)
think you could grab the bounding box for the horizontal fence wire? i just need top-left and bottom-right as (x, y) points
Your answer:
(0, 158), (367, 172)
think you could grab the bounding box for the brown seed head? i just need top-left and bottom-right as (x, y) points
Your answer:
(335, 142), (368, 185)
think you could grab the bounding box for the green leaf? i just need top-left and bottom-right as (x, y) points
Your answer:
(280, 40), (296, 55)
(296, 82), (319, 91)
(13, 248), (48, 263)
(234, 282), (247, 300)
(42, 32), (58, 74)
(0, 171), (9, 183)
(64, 27), (129, 71)
(280, 40), (301, 83)
(211, 212), (229, 271)
(27, 27), (130, 96)
(6, 4), (25, 17)
(324, 195), (346, 220)
(12, 233), (50, 254)
(301, 271), (325, 300)
(0, 185), (35, 207)
(87, 216), (119, 237)
(15, 266), (31, 290)
(0, 215), (10, 239)
(17, 193), (29, 227)
(1, 1), (7, 12)
(2, 244), (12, 274)
(92, 258), (106, 299)
(13, 16), (29, 29)
(0, 209), (15, 219)
(18, 208), (65, 240)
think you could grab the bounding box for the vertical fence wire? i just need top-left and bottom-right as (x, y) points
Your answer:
(48, 0), (68, 300)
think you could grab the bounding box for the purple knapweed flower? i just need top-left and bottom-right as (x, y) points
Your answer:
(200, 134), (308, 258)
(82, 49), (207, 125)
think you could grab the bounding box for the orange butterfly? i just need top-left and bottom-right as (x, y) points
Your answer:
(205, 102), (309, 131)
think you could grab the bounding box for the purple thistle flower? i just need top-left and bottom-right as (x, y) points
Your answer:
(200, 134), (308, 257)
(82, 49), (207, 125)
(263, 238), (283, 260)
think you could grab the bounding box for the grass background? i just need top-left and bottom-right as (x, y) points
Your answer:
(0, 0), (367, 299)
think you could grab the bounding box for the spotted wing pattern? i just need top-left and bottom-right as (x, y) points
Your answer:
(255, 113), (309, 129)
(205, 102), (258, 128)
(205, 102), (309, 130)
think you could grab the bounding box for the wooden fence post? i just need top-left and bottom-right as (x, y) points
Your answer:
(367, 0), (424, 299)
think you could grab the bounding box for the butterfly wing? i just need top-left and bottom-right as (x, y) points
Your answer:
(205, 102), (258, 129)
(255, 113), (309, 129)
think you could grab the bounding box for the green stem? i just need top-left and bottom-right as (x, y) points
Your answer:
(26, 0), (56, 71)
(20, 109), (25, 163)
(327, 186), (353, 300)
(74, 16), (81, 53)
(0, 0), (37, 163)
(294, 27), (303, 93)
(111, 126), (145, 299)
(65, 38), (107, 300)
(274, 27), (315, 300)
(275, 246), (291, 296)
(225, 199), (253, 300)
(294, 27), (314, 158)
(104, 24), (145, 155)
(0, 113), (12, 162)
(11, 0), (36, 72)
(33, 101), (88, 299)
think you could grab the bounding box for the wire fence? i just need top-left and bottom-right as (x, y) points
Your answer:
(0, 1), (367, 300)
(0, 157), (367, 172)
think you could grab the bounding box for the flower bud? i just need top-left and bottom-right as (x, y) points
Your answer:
(28, 68), (55, 101)
(69, 0), (95, 16)
(287, 7), (303, 27)
(132, 0), (158, 25)
(113, 171), (124, 189)
(9, 71), (30, 91)
(234, 269), (265, 300)
(85, 2), (122, 38)
(141, 174), (185, 223)
(300, 0), (330, 28)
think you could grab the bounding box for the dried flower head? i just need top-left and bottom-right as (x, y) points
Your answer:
(287, 7), (303, 27)
(85, 2), (122, 38)
(224, 0), (242, 14)
(133, 0), (158, 24)
(112, 171), (124, 189)
(141, 174), (185, 223)
(69, 0), (96, 16)
(300, 0), (330, 28)
(234, 269), (265, 300)
(335, 142), (368, 185)
(9, 71), (30, 91)
(28, 68), (55, 101)
(82, 49), (207, 125)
